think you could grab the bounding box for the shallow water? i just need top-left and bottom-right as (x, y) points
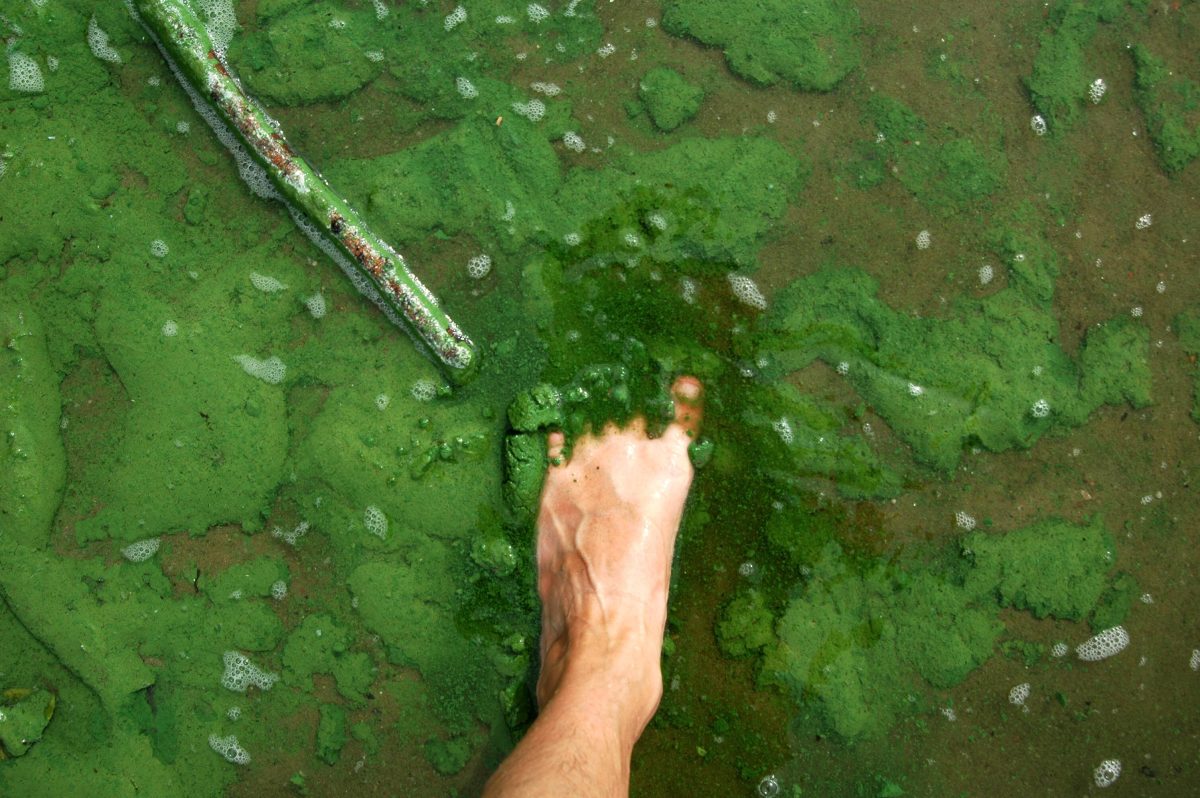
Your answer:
(1, 1), (1198, 796)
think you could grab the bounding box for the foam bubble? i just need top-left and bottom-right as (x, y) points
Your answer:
(304, 293), (326, 318)
(121, 537), (160, 563)
(365, 50), (385, 62)
(1030, 114), (1047, 136)
(561, 131), (586, 152)
(1093, 759), (1121, 788)
(150, 239), (169, 258)
(979, 264), (994, 285)
(375, 393), (390, 410)
(1030, 398), (1050, 418)
(1190, 649), (1200, 671)
(455, 76), (478, 99)
(563, 232), (581, 246)
(272, 520), (309, 546)
(197, 0), (238, 57)
(161, 320), (178, 337)
(527, 3), (550, 23)
(411, 378), (437, 401)
(954, 511), (976, 531)
(531, 81), (560, 96)
(1076, 626), (1130, 662)
(220, 651), (278, 692)
(7, 51), (44, 94)
(512, 99), (546, 122)
(444, 6), (467, 31)
(270, 580), (287, 600)
(727, 274), (767, 310)
(87, 16), (122, 64)
(772, 417), (794, 445)
(915, 230), (931, 250)
(646, 212), (667, 231)
(234, 354), (287, 384)
(226, 706), (241, 721)
(1008, 682), (1030, 706)
(597, 43), (616, 58)
(249, 272), (286, 292)
(1051, 642), (1069, 658)
(467, 253), (492, 279)
(364, 505), (388, 539)
(208, 734), (251, 765)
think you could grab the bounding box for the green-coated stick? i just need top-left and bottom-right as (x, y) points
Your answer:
(133, 0), (479, 382)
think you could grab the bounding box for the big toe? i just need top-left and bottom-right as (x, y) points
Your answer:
(669, 376), (703, 440)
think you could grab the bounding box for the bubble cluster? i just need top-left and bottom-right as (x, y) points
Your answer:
(527, 3), (550, 22)
(364, 505), (388, 539)
(562, 131), (586, 153)
(150, 239), (169, 258)
(563, 232), (582, 247)
(375, 393), (390, 411)
(372, 0), (389, 20)
(1008, 682), (1031, 706)
(1076, 626), (1130, 662)
(234, 355), (287, 385)
(444, 6), (467, 31)
(1051, 642), (1069, 658)
(941, 706), (957, 721)
(955, 511), (976, 531)
(1190, 649), (1200, 671)
(249, 272), (286, 292)
(1135, 213), (1152, 230)
(681, 277), (697, 305)
(623, 231), (642, 249)
(220, 651), (279, 692)
(773, 417), (794, 445)
(738, 561), (757, 578)
(1030, 398), (1050, 418)
(305, 292), (326, 319)
(455, 76), (478, 99)
(598, 43), (616, 58)
(411, 378), (437, 401)
(979, 264), (994, 285)
(121, 537), (161, 563)
(365, 50), (385, 63)
(1089, 78), (1107, 104)
(1093, 759), (1121, 788)
(1030, 114), (1047, 136)
(208, 734), (250, 765)
(197, 0), (238, 57)
(728, 274), (767, 310)
(531, 81), (561, 96)
(511, 99), (546, 122)
(467, 254), (492, 279)
(7, 51), (44, 94)
(271, 520), (309, 546)
(87, 16), (122, 64)
(757, 774), (780, 797)
(915, 230), (931, 250)
(908, 383), (924, 397)
(161, 320), (178, 337)
(767, 109), (778, 124)
(226, 706), (241, 721)
(270, 580), (287, 600)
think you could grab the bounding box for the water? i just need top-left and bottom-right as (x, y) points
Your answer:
(1, 1), (1197, 796)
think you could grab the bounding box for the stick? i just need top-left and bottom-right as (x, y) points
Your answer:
(133, 0), (479, 382)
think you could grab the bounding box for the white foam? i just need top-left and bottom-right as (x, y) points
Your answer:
(527, 3), (550, 23)
(161, 320), (178, 337)
(444, 5), (467, 31)
(915, 230), (931, 250)
(455, 76), (478, 99)
(511, 99), (546, 122)
(121, 537), (160, 562)
(727, 273), (767, 310)
(375, 393), (390, 410)
(1093, 759), (1121, 788)
(1076, 626), (1130, 662)
(220, 651), (278, 692)
(467, 254), (491, 279)
(208, 734), (251, 765)
(197, 0), (238, 57)
(7, 51), (44, 93)
(954, 511), (976, 531)
(87, 16), (122, 64)
(304, 292), (326, 319)
(270, 580), (287, 600)
(1008, 682), (1030, 706)
(249, 272), (286, 292)
(531, 81), (560, 97)
(373, 0), (389, 20)
(411, 378), (437, 401)
(234, 354), (287, 384)
(364, 505), (388, 539)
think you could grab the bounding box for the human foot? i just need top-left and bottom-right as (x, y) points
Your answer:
(534, 376), (703, 739)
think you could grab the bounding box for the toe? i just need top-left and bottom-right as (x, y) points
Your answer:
(669, 376), (703, 439)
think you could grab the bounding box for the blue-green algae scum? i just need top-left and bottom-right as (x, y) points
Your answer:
(1, 1), (1197, 795)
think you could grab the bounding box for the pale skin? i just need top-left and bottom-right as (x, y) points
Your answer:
(483, 376), (704, 798)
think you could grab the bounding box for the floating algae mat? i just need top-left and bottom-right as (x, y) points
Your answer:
(2, 0), (1198, 795)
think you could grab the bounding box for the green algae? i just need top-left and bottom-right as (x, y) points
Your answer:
(315, 703), (346, 765)
(1178, 311), (1200, 421)
(759, 253), (1151, 471)
(0, 689), (55, 759)
(864, 95), (1005, 210)
(1131, 45), (1200, 175)
(738, 517), (1124, 740)
(638, 67), (704, 132)
(661, 0), (861, 91)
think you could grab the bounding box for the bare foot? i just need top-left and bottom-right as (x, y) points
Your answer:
(534, 376), (703, 739)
